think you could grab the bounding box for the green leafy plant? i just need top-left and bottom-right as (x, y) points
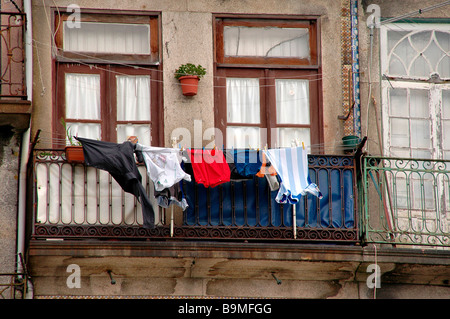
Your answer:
(174, 63), (206, 80)
(60, 118), (81, 146)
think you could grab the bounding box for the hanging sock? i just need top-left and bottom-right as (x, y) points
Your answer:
(264, 146), (322, 204)
(76, 137), (155, 229)
(135, 144), (191, 192)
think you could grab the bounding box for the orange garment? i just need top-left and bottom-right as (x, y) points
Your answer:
(256, 152), (277, 177)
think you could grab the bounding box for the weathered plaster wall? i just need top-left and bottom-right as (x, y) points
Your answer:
(0, 127), (21, 280)
(32, 0), (344, 151)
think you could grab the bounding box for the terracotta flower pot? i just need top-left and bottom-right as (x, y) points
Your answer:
(178, 75), (199, 96)
(65, 146), (85, 163)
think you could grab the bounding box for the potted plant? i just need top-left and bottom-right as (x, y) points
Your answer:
(61, 118), (84, 163)
(174, 63), (206, 96)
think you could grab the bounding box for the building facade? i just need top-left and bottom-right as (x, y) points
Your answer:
(0, 0), (449, 299)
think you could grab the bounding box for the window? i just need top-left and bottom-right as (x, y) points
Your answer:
(381, 23), (450, 159)
(380, 23), (450, 216)
(214, 16), (322, 150)
(54, 11), (162, 146)
(55, 12), (160, 64)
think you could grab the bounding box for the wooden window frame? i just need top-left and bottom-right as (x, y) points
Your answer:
(54, 9), (161, 65)
(53, 9), (163, 148)
(215, 15), (319, 68)
(55, 63), (162, 146)
(215, 68), (321, 149)
(213, 15), (323, 150)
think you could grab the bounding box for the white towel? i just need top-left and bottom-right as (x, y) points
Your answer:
(264, 147), (322, 204)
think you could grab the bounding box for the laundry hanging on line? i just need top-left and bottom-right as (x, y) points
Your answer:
(264, 146), (323, 204)
(75, 137), (155, 229)
(135, 143), (191, 192)
(231, 149), (263, 177)
(186, 148), (231, 188)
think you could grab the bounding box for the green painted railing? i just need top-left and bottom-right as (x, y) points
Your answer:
(362, 156), (450, 247)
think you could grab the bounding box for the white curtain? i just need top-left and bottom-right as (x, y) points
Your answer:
(116, 75), (151, 121)
(224, 26), (310, 58)
(226, 78), (260, 148)
(227, 126), (260, 149)
(65, 73), (102, 141)
(276, 79), (310, 124)
(117, 124), (151, 146)
(227, 78), (260, 123)
(65, 73), (100, 120)
(64, 21), (150, 55)
(277, 128), (311, 149)
(116, 75), (151, 144)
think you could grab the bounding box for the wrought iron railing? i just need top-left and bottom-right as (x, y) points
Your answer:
(0, 12), (27, 99)
(0, 254), (30, 299)
(362, 156), (450, 247)
(28, 149), (358, 243)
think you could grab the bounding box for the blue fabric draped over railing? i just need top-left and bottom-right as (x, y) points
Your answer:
(183, 161), (355, 230)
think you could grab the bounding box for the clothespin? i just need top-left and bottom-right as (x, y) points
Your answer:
(302, 141), (305, 150)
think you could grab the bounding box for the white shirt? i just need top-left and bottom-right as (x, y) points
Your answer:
(135, 144), (191, 191)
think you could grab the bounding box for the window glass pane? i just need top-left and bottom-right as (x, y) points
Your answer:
(443, 90), (450, 119)
(65, 73), (100, 120)
(227, 78), (260, 124)
(390, 147), (411, 158)
(276, 79), (309, 124)
(63, 22), (150, 55)
(227, 126), (260, 149)
(65, 122), (101, 142)
(224, 26), (309, 58)
(411, 119), (430, 149)
(442, 120), (450, 150)
(390, 118), (409, 147)
(117, 124), (151, 146)
(389, 88), (408, 117)
(116, 75), (151, 121)
(410, 55), (430, 77)
(410, 89), (428, 118)
(392, 37), (416, 76)
(277, 127), (311, 149)
(410, 31), (433, 52)
(411, 149), (432, 159)
(387, 30), (409, 53)
(438, 55), (450, 79)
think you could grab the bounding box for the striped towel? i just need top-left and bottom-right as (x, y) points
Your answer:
(264, 147), (322, 204)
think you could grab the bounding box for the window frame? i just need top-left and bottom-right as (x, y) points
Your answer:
(54, 10), (161, 65)
(52, 9), (163, 148)
(215, 16), (319, 67)
(55, 63), (162, 145)
(213, 15), (323, 150)
(380, 22), (450, 159)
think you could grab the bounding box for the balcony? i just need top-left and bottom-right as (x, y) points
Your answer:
(0, 11), (27, 100)
(26, 149), (450, 298)
(28, 149), (358, 244)
(362, 156), (450, 248)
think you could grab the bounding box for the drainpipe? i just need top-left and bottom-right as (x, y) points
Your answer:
(351, 0), (361, 137)
(16, 0), (33, 299)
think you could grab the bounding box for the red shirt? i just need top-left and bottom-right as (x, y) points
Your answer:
(187, 149), (230, 188)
